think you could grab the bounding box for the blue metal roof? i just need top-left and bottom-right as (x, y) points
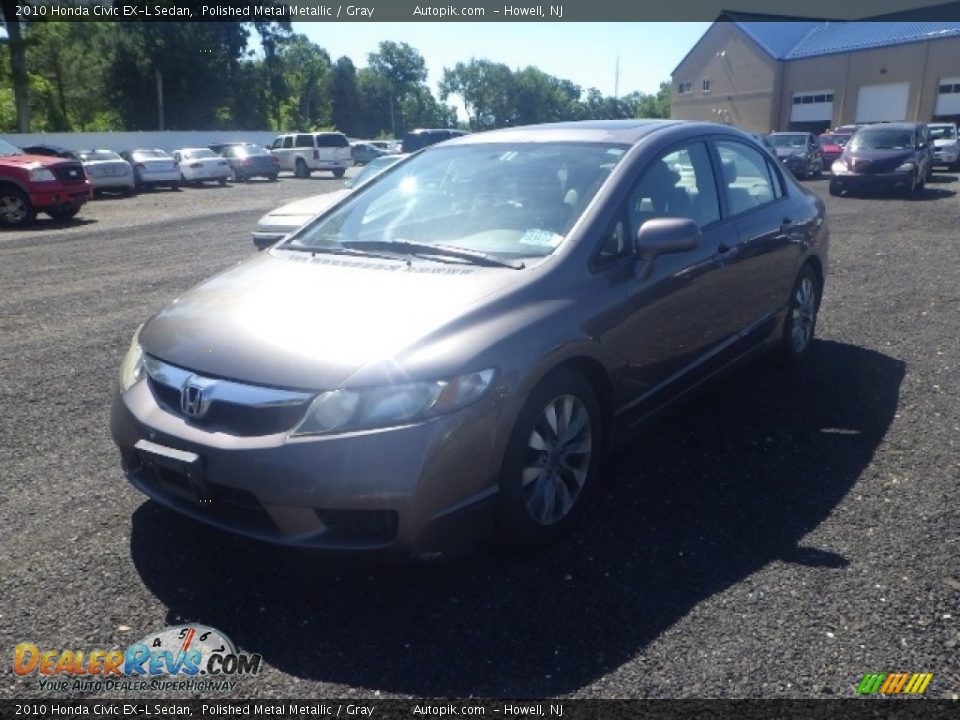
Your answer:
(733, 20), (960, 60)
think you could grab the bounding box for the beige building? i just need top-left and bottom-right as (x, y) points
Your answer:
(671, 12), (960, 133)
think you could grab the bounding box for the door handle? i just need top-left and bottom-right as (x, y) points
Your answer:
(780, 217), (794, 231)
(715, 243), (739, 262)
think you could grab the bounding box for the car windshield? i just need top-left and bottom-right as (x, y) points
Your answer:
(929, 125), (957, 140)
(183, 149), (217, 159)
(0, 138), (23, 156)
(80, 151), (120, 161)
(768, 134), (807, 148)
(134, 149), (171, 159)
(235, 146), (269, 157)
(344, 156), (403, 188)
(287, 142), (626, 259)
(849, 130), (914, 150)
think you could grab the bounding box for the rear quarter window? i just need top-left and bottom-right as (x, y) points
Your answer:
(315, 133), (350, 148)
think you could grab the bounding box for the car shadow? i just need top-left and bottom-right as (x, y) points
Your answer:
(129, 339), (904, 696)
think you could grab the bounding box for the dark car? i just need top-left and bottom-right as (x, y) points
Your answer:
(767, 132), (823, 179)
(20, 144), (80, 161)
(400, 128), (468, 154)
(216, 144), (279, 182)
(110, 120), (828, 558)
(830, 122), (934, 197)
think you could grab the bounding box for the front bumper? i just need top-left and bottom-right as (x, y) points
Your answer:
(830, 171), (913, 193)
(90, 175), (135, 191)
(110, 378), (506, 557)
(28, 185), (91, 210)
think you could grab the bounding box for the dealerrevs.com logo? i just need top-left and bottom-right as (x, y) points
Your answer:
(14, 625), (261, 693)
(856, 672), (934, 696)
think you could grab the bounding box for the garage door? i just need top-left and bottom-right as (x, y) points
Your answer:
(790, 90), (834, 122)
(935, 76), (960, 116)
(855, 82), (910, 123)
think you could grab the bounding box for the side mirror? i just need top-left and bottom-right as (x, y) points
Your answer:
(634, 217), (701, 280)
(253, 236), (279, 251)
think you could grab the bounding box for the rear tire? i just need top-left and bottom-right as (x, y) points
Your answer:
(218, 177), (227, 187)
(774, 264), (821, 366)
(0, 186), (37, 227)
(170, 182), (181, 191)
(295, 158), (310, 178)
(333, 168), (346, 179)
(829, 182), (842, 197)
(497, 368), (602, 550)
(268, 173), (278, 182)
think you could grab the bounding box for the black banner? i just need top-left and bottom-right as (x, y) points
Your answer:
(1, 700), (959, 720)
(7, 0), (960, 22)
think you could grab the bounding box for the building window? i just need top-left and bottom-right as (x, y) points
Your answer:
(939, 83), (960, 94)
(702, 79), (712, 92)
(792, 90), (835, 105)
(677, 81), (693, 94)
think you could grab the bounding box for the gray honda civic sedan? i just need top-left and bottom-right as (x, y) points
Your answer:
(111, 120), (828, 558)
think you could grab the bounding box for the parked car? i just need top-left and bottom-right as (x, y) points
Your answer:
(77, 149), (135, 196)
(0, 137), (91, 226)
(208, 141), (259, 155)
(400, 128), (468, 153)
(829, 122), (933, 197)
(817, 134), (847, 166)
(120, 149), (180, 191)
(111, 120), (828, 557)
(351, 142), (387, 165)
(20, 145), (80, 161)
(251, 155), (405, 250)
(269, 132), (353, 178)
(368, 140), (397, 153)
(172, 148), (231, 186)
(767, 132), (823, 178)
(215, 144), (279, 182)
(928, 122), (959, 170)
(834, 124), (865, 135)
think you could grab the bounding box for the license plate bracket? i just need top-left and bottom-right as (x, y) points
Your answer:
(134, 439), (209, 504)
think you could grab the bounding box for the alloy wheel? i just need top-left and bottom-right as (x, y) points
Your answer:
(522, 394), (593, 526)
(791, 276), (817, 353)
(0, 193), (29, 224)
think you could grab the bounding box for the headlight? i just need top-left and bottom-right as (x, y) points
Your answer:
(293, 368), (496, 436)
(29, 167), (57, 182)
(119, 326), (145, 391)
(831, 160), (848, 174)
(895, 162), (915, 172)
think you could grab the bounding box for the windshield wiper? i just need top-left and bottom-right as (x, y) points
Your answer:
(342, 240), (525, 269)
(279, 243), (411, 263)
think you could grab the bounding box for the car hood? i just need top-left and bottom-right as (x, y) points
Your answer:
(139, 251), (522, 390)
(1, 153), (74, 167)
(262, 189), (351, 219)
(933, 137), (957, 147)
(842, 148), (914, 162)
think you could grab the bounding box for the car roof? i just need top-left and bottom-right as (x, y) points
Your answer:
(859, 122), (922, 130)
(443, 119), (714, 147)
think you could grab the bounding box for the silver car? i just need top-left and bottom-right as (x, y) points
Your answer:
(78, 149), (135, 196)
(111, 120), (828, 558)
(120, 148), (181, 191)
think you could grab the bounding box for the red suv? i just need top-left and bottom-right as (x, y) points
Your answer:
(0, 137), (91, 227)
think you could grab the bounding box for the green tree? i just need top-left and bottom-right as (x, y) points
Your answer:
(440, 59), (514, 130)
(367, 41), (428, 135)
(331, 56), (359, 135)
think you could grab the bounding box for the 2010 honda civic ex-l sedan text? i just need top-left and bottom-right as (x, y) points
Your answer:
(111, 120), (828, 558)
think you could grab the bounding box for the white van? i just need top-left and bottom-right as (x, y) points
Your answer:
(269, 132), (354, 178)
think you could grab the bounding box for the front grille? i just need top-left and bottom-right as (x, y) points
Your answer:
(149, 377), (310, 436)
(53, 162), (86, 184)
(849, 157), (906, 174)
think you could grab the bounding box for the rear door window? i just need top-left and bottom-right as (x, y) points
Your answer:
(715, 140), (779, 216)
(295, 134), (313, 148)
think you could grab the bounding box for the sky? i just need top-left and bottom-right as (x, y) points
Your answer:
(296, 22), (713, 100)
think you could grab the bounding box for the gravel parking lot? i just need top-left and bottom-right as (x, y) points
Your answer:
(1, 168), (957, 699)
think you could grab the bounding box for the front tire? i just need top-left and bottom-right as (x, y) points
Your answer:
(497, 368), (602, 549)
(775, 264), (821, 365)
(295, 158), (310, 178)
(0, 186), (37, 227)
(48, 206), (80, 222)
(218, 177), (227, 187)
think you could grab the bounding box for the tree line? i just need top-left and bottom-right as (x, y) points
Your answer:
(0, 10), (670, 137)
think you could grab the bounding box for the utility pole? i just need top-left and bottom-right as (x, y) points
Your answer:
(614, 55), (620, 100)
(156, 69), (164, 131)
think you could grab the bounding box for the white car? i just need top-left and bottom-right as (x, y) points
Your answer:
(120, 149), (181, 191)
(77, 149), (135, 196)
(929, 122), (959, 170)
(172, 148), (232, 185)
(269, 132), (354, 178)
(251, 155), (404, 249)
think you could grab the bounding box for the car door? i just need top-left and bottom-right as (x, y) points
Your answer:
(597, 140), (744, 422)
(713, 138), (802, 337)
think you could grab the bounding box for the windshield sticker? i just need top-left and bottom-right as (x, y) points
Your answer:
(519, 229), (563, 248)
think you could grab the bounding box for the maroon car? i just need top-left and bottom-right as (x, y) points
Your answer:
(818, 133), (849, 167)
